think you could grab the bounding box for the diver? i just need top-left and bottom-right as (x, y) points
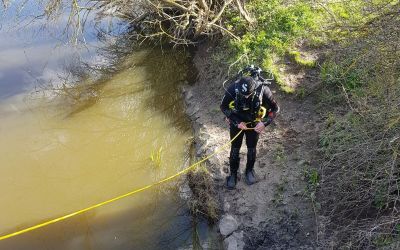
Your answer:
(220, 67), (279, 189)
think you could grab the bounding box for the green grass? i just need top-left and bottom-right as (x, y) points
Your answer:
(272, 177), (288, 207)
(219, 0), (397, 94)
(150, 146), (163, 168)
(221, 0), (320, 92)
(216, 0), (400, 247)
(262, 56), (294, 93)
(273, 144), (286, 165)
(288, 51), (316, 68)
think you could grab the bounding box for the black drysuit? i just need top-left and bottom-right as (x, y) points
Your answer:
(220, 81), (279, 175)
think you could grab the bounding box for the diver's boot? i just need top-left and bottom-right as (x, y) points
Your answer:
(245, 148), (257, 185)
(226, 148), (240, 190)
(226, 171), (238, 190)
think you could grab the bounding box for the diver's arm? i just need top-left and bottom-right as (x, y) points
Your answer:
(261, 87), (279, 126)
(220, 84), (241, 126)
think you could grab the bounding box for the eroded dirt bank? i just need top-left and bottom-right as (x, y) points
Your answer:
(183, 43), (324, 250)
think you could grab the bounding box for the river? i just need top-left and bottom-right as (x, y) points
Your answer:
(0, 2), (220, 249)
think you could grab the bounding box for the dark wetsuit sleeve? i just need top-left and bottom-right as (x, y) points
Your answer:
(261, 87), (279, 126)
(220, 84), (241, 125)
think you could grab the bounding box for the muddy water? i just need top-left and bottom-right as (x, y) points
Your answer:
(0, 2), (223, 248)
(0, 47), (208, 249)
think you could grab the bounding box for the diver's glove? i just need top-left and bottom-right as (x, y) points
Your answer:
(263, 111), (276, 127)
(254, 122), (265, 134)
(263, 117), (273, 127)
(238, 122), (248, 130)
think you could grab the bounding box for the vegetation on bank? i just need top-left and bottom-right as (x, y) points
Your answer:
(218, 1), (400, 247)
(194, 0), (398, 247)
(317, 10), (400, 248)
(223, 0), (318, 91)
(4, 0), (399, 248)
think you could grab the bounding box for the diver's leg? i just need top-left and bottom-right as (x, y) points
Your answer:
(244, 130), (259, 185)
(227, 126), (244, 189)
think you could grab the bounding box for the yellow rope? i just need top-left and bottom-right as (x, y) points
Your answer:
(0, 129), (245, 241)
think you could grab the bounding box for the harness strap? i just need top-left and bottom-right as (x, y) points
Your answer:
(231, 82), (265, 121)
(250, 84), (263, 120)
(258, 85), (264, 106)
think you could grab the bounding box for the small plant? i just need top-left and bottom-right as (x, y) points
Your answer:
(274, 144), (286, 165)
(296, 86), (306, 99)
(304, 167), (320, 231)
(325, 112), (336, 128)
(272, 178), (288, 207)
(373, 234), (394, 247)
(321, 60), (365, 94)
(150, 146), (163, 168)
(306, 169), (319, 188)
(304, 168), (319, 203)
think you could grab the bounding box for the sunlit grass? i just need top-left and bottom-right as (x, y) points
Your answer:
(150, 146), (163, 168)
(288, 51), (316, 68)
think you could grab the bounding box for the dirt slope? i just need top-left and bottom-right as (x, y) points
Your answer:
(183, 43), (323, 249)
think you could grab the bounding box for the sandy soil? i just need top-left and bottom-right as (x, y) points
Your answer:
(183, 43), (323, 249)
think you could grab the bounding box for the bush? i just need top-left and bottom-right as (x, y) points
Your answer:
(318, 7), (400, 248)
(215, 0), (320, 93)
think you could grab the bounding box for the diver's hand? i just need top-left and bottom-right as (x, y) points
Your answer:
(238, 122), (248, 130)
(254, 122), (265, 134)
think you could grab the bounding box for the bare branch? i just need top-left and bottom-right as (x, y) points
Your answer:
(234, 0), (254, 24)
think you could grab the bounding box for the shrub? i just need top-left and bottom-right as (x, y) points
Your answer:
(220, 0), (319, 92)
(318, 7), (400, 248)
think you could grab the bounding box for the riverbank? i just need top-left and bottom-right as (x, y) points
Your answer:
(183, 42), (324, 249)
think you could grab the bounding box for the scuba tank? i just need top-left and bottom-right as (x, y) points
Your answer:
(237, 64), (273, 85)
(223, 65), (273, 90)
(225, 65), (273, 122)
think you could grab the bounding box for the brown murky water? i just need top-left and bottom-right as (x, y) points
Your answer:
(0, 49), (205, 249)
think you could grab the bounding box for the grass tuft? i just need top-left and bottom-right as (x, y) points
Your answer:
(187, 164), (220, 223)
(150, 146), (163, 168)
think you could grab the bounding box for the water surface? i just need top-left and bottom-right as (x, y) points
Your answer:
(0, 2), (224, 248)
(0, 47), (206, 249)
